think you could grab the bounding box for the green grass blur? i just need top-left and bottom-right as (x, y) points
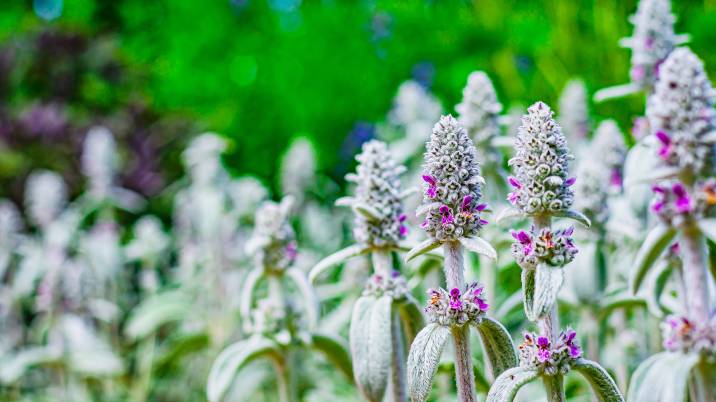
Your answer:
(2, 0), (716, 190)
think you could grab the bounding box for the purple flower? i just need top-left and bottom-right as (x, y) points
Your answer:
(449, 287), (461, 298)
(630, 65), (645, 82)
(460, 195), (473, 213)
(610, 168), (623, 188)
(285, 242), (298, 261)
(507, 192), (519, 205)
(398, 214), (408, 236)
(508, 176), (521, 189)
(475, 203), (487, 212)
(439, 205), (454, 225)
(511, 230), (533, 256)
(672, 183), (693, 213)
(536, 336), (551, 362)
(565, 177), (576, 187)
(562, 329), (582, 358)
(656, 131), (672, 160)
(422, 175), (437, 198)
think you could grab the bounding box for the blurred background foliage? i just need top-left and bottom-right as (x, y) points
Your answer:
(2, 0), (716, 203)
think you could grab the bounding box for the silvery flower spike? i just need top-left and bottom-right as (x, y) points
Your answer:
(208, 197), (352, 402)
(594, 0), (688, 101)
(628, 47), (716, 402)
(405, 116), (516, 402)
(487, 102), (623, 402)
(310, 140), (423, 402)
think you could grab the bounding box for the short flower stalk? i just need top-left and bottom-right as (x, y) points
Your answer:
(309, 140), (423, 402)
(628, 46), (716, 402)
(207, 197), (352, 402)
(489, 102), (623, 402)
(406, 116), (516, 402)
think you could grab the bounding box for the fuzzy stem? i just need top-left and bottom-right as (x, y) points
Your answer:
(275, 354), (298, 402)
(390, 310), (408, 402)
(543, 374), (566, 402)
(680, 222), (710, 322)
(372, 249), (408, 402)
(444, 241), (476, 402)
(533, 215), (560, 344)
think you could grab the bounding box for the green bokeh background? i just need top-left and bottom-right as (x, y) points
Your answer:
(3, 0), (716, 192)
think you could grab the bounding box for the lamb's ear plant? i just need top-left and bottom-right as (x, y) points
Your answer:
(594, 0), (688, 102)
(309, 140), (422, 402)
(405, 116), (516, 402)
(489, 102), (623, 402)
(626, 47), (716, 402)
(207, 197), (352, 402)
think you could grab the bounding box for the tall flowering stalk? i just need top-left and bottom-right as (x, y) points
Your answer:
(207, 197), (352, 402)
(405, 116), (516, 402)
(594, 0), (688, 101)
(628, 47), (716, 402)
(309, 140), (421, 402)
(489, 102), (623, 402)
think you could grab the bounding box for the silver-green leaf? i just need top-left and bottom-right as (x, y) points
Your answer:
(627, 352), (700, 402)
(310, 333), (353, 381)
(524, 264), (564, 321)
(459, 236), (497, 260)
(474, 317), (518, 379)
(495, 207), (525, 224)
(630, 224), (677, 294)
(308, 244), (368, 283)
(407, 323), (451, 402)
(486, 366), (540, 402)
(572, 358), (624, 402)
(697, 218), (716, 243)
(553, 209), (591, 227)
(405, 238), (442, 262)
(206, 337), (280, 402)
(124, 290), (191, 340)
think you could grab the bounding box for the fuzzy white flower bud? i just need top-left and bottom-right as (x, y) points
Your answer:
(558, 80), (590, 143)
(182, 133), (227, 185)
(508, 102), (575, 215)
(647, 47), (716, 174)
(280, 137), (317, 205)
(25, 170), (67, 228)
(81, 126), (118, 199)
(573, 120), (627, 224)
(418, 115), (487, 241)
(247, 198), (297, 272)
(621, 0), (686, 90)
(456, 71), (502, 145)
(389, 80), (442, 131)
(348, 140), (407, 248)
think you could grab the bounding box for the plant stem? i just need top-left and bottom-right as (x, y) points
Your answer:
(275, 353), (298, 402)
(372, 249), (408, 402)
(680, 222), (710, 322)
(533, 215), (560, 344)
(444, 241), (476, 402)
(543, 374), (566, 402)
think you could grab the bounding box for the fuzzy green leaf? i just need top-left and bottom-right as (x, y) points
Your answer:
(308, 244), (368, 283)
(597, 291), (646, 319)
(396, 295), (425, 345)
(407, 323), (451, 402)
(405, 238), (442, 262)
(353, 202), (383, 221)
(350, 296), (376, 400)
(124, 290), (191, 340)
(627, 352), (700, 402)
(474, 317), (518, 379)
(645, 262), (674, 317)
(572, 358), (624, 402)
(553, 209), (591, 227)
(460, 236), (497, 260)
(495, 207), (525, 224)
(522, 268), (537, 321)
(525, 264), (564, 321)
(206, 337), (280, 402)
(697, 218), (716, 243)
(286, 267), (320, 330)
(630, 224), (677, 294)
(311, 333), (353, 381)
(486, 366), (540, 402)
